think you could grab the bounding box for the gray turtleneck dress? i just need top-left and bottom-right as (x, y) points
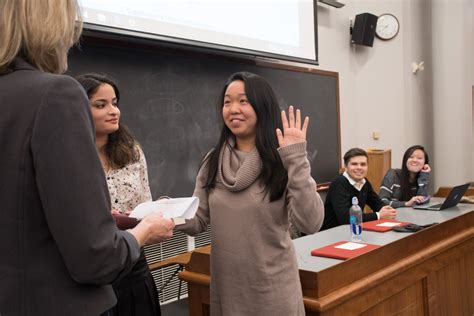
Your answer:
(178, 141), (324, 316)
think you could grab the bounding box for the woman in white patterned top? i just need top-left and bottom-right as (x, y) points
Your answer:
(106, 145), (152, 214)
(76, 73), (160, 316)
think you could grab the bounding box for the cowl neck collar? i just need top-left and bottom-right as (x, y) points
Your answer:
(218, 139), (262, 192)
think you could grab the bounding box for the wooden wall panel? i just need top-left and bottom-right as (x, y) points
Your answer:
(360, 282), (425, 316)
(427, 253), (474, 315)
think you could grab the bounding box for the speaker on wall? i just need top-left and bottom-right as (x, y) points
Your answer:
(351, 13), (378, 47)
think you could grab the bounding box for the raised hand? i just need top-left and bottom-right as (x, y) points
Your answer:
(276, 105), (309, 148)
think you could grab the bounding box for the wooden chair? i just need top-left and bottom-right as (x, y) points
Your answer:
(148, 252), (192, 301)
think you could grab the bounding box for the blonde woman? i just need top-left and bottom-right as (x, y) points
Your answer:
(0, 1), (174, 315)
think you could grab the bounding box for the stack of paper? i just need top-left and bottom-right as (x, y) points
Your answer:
(129, 197), (199, 225)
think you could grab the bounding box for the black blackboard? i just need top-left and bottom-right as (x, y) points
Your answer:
(68, 38), (340, 199)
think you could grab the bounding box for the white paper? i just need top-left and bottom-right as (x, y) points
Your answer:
(129, 197), (199, 220)
(335, 242), (367, 250)
(376, 222), (401, 227)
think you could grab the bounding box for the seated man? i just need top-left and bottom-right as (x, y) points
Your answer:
(321, 148), (396, 230)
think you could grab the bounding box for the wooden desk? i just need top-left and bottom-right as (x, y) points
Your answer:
(179, 202), (474, 315)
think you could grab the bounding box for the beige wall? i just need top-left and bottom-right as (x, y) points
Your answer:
(472, 1), (474, 183)
(431, 0), (473, 187)
(317, 0), (421, 169)
(314, 0), (473, 189)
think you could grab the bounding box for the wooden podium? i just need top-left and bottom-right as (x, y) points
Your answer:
(367, 149), (391, 193)
(178, 211), (474, 315)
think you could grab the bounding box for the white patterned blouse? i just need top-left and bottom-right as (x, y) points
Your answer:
(105, 146), (152, 213)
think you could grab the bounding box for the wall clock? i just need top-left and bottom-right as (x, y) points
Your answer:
(375, 13), (399, 40)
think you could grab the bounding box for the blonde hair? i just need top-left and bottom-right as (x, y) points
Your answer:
(0, 0), (82, 74)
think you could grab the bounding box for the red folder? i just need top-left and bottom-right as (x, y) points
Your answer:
(311, 241), (381, 260)
(362, 219), (410, 232)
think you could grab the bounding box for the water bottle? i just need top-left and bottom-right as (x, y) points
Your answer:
(349, 197), (362, 242)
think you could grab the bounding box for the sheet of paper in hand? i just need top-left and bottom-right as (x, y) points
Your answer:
(129, 197), (199, 225)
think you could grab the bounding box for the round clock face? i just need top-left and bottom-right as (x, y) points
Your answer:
(375, 14), (399, 40)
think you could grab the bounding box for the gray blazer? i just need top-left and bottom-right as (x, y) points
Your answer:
(0, 59), (141, 316)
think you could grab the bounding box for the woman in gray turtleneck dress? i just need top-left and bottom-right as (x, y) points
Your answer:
(178, 72), (324, 316)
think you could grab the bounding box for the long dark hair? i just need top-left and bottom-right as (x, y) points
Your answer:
(202, 71), (288, 201)
(75, 73), (139, 169)
(397, 145), (430, 200)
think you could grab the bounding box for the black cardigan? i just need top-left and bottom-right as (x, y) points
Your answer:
(321, 175), (385, 230)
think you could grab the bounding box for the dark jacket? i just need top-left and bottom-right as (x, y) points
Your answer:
(321, 174), (385, 230)
(0, 58), (140, 316)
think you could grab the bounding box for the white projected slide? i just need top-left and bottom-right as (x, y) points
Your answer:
(80, 0), (316, 62)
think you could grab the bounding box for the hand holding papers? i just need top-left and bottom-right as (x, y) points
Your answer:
(129, 197), (199, 225)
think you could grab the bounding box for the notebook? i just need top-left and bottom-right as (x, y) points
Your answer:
(362, 219), (411, 232)
(112, 214), (140, 230)
(311, 241), (381, 260)
(413, 183), (470, 211)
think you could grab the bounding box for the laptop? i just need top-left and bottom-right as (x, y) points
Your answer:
(413, 183), (471, 211)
